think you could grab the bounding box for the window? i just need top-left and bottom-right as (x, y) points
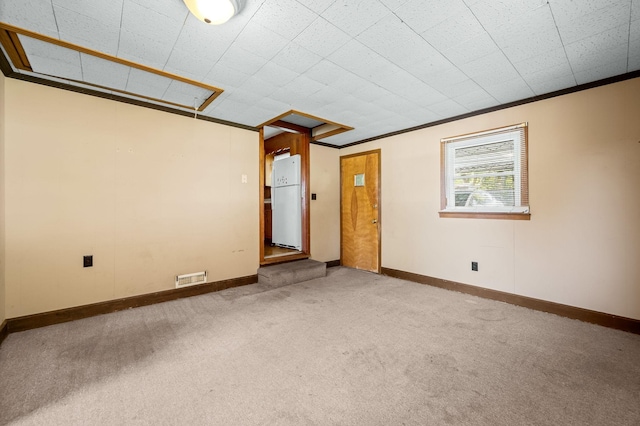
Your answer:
(440, 123), (530, 220)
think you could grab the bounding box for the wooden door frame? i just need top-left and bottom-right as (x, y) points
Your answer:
(340, 149), (382, 273)
(259, 128), (311, 266)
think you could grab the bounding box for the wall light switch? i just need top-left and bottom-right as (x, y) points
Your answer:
(84, 255), (93, 268)
(241, 174), (248, 184)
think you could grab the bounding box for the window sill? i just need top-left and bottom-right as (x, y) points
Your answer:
(439, 211), (531, 220)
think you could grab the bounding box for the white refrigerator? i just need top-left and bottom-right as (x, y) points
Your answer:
(271, 154), (302, 250)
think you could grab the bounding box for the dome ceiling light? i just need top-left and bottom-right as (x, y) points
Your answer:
(183, 0), (240, 25)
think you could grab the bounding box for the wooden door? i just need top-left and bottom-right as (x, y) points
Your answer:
(340, 150), (381, 273)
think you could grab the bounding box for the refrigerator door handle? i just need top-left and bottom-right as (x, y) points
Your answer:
(271, 165), (275, 207)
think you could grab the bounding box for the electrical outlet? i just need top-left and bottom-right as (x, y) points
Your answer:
(471, 261), (478, 271)
(241, 174), (248, 184)
(84, 255), (93, 268)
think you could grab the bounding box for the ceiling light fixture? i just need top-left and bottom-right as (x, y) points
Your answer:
(183, 0), (239, 25)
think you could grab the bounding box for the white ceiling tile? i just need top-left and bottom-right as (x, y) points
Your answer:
(127, 0), (188, 20)
(203, 62), (251, 89)
(125, 68), (172, 99)
(375, 71), (448, 106)
(357, 13), (453, 77)
(520, 61), (575, 88)
(304, 60), (345, 85)
(321, 0), (389, 37)
(0, 0), (59, 38)
(165, 24), (235, 79)
(350, 81), (391, 103)
(257, 62), (299, 87)
(467, 0), (546, 33)
(483, 78), (535, 104)
(556, 1), (631, 44)
(53, 5), (120, 55)
(238, 76), (278, 98)
(272, 42), (322, 74)
(233, 23), (290, 61)
(19, 35), (65, 61)
(164, 48), (217, 80)
(458, 51), (520, 85)
(216, 46), (269, 75)
(81, 53), (130, 90)
(310, 85), (349, 104)
(420, 8), (486, 52)
(630, 17), (640, 43)
(378, 0), (410, 11)
(53, 0), (123, 26)
(419, 66), (469, 90)
(20, 36), (85, 81)
(294, 0), (334, 14)
(549, 0), (628, 24)
(172, 18), (238, 61)
(121, 1), (183, 46)
(528, 73), (577, 95)
(162, 80), (211, 107)
(434, 78), (483, 99)
(243, 106), (279, 126)
(208, 98), (254, 124)
(486, 6), (563, 63)
(293, 17), (351, 57)
(28, 55), (83, 81)
(225, 88), (266, 106)
(441, 33), (501, 67)
(394, 0), (468, 34)
(327, 39), (382, 77)
(574, 58), (628, 84)
(630, 22), (640, 70)
(500, 33), (565, 65)
(421, 99), (468, 118)
(628, 53), (640, 71)
(512, 48), (570, 76)
(252, 0), (318, 40)
(252, 95), (290, 114)
(119, 27), (177, 70)
(453, 88), (495, 109)
(565, 25), (629, 71)
(330, 72), (372, 95)
(281, 75), (325, 97)
(404, 107), (442, 124)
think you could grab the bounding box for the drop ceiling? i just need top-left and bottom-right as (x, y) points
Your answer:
(0, 0), (638, 147)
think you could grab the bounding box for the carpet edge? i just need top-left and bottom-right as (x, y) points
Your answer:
(381, 267), (640, 335)
(5, 274), (258, 335)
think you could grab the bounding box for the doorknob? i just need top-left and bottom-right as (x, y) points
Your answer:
(372, 219), (378, 224)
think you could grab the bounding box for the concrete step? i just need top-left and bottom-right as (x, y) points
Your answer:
(257, 259), (327, 289)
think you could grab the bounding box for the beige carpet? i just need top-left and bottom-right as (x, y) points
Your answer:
(1, 267), (639, 425)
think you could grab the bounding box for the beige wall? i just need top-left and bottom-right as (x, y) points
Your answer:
(0, 72), (5, 325)
(310, 144), (340, 262)
(4, 79), (259, 318)
(341, 77), (640, 320)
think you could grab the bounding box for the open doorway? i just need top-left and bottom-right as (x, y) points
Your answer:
(258, 110), (353, 266)
(259, 126), (310, 265)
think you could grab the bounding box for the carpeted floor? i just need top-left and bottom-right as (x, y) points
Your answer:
(1, 267), (639, 425)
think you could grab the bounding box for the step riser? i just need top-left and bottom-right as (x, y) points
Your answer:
(258, 260), (327, 289)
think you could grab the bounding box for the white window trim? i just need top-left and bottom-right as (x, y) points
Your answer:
(441, 124), (529, 216)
